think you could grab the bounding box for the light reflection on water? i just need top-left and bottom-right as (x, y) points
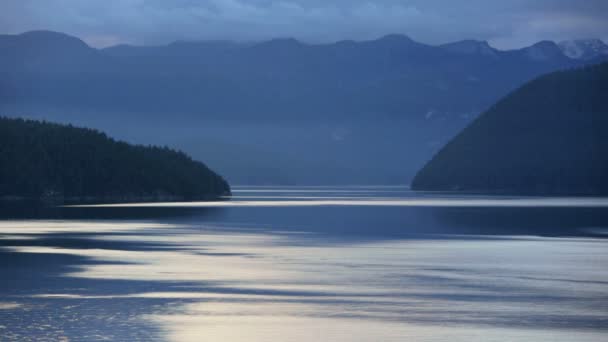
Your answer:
(1, 187), (608, 341)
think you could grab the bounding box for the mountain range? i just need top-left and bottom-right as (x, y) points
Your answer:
(2, 31), (606, 120)
(1, 30), (606, 184)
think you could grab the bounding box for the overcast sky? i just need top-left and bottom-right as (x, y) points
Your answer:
(1, 0), (607, 49)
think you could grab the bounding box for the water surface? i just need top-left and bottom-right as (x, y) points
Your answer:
(1, 187), (607, 341)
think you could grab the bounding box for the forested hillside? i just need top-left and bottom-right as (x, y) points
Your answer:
(0, 117), (230, 202)
(412, 62), (608, 195)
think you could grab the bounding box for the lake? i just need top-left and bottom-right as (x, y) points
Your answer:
(1, 186), (608, 341)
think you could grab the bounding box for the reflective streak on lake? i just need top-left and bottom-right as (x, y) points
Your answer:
(1, 187), (608, 341)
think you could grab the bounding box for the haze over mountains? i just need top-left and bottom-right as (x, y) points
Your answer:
(2, 30), (607, 184)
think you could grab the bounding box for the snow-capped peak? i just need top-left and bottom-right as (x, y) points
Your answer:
(558, 39), (608, 60)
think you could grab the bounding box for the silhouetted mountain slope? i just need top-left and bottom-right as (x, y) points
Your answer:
(0, 117), (230, 202)
(1, 31), (604, 121)
(411, 62), (608, 195)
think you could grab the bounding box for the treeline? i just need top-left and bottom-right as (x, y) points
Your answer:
(0, 117), (230, 202)
(411, 62), (608, 195)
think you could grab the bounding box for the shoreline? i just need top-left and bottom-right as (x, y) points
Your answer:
(0, 192), (232, 205)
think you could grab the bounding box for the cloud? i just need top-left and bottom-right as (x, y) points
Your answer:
(0, 0), (606, 48)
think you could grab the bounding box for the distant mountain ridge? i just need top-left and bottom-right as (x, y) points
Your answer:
(1, 30), (605, 122)
(411, 62), (608, 195)
(439, 40), (497, 56)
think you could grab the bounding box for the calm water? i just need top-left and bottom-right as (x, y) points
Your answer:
(1, 186), (608, 341)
